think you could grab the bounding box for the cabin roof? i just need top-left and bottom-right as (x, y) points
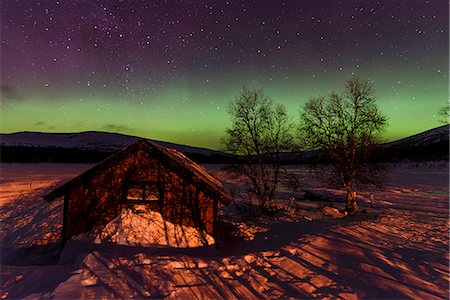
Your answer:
(43, 139), (231, 205)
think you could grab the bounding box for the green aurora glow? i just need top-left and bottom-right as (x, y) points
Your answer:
(1, 66), (447, 149)
(1, 1), (448, 149)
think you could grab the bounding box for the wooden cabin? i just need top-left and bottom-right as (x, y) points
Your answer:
(44, 140), (231, 245)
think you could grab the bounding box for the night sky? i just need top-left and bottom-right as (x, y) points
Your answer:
(1, 0), (448, 149)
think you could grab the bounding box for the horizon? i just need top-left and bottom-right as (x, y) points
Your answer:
(1, 123), (448, 151)
(1, 1), (448, 149)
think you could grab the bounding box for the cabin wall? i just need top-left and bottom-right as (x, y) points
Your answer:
(159, 170), (215, 235)
(65, 149), (157, 241)
(64, 148), (216, 242)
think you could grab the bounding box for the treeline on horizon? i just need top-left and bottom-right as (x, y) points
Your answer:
(0, 145), (233, 164)
(0, 141), (448, 164)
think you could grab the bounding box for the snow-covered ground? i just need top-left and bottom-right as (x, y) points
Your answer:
(1, 162), (448, 299)
(74, 209), (215, 248)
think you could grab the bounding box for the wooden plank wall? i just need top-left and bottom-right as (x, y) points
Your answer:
(63, 149), (216, 243)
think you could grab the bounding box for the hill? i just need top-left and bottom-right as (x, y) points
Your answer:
(382, 125), (449, 161)
(0, 131), (231, 163)
(1, 125), (448, 163)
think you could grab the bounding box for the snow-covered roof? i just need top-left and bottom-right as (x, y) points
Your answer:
(43, 139), (231, 204)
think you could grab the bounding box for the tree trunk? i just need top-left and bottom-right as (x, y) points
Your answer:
(344, 184), (358, 214)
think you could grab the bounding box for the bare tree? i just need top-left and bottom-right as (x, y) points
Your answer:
(299, 78), (387, 214)
(223, 86), (294, 213)
(438, 104), (449, 124)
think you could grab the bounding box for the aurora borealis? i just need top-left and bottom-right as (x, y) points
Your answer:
(1, 1), (448, 149)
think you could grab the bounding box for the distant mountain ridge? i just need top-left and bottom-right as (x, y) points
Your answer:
(0, 131), (224, 156)
(0, 131), (230, 163)
(383, 125), (449, 148)
(1, 125), (448, 163)
(381, 125), (449, 161)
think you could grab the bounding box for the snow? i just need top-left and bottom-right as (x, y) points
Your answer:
(0, 131), (137, 151)
(74, 209), (215, 248)
(384, 124), (449, 148)
(321, 206), (345, 218)
(1, 162), (449, 299)
(0, 131), (224, 156)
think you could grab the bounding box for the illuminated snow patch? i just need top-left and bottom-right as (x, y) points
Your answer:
(74, 209), (214, 248)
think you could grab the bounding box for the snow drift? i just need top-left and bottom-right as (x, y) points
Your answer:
(74, 209), (215, 248)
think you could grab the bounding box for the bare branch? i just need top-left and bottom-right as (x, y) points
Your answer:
(298, 77), (387, 214)
(223, 87), (294, 213)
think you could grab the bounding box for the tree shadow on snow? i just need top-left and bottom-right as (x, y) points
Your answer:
(58, 212), (381, 263)
(1, 242), (62, 265)
(0, 180), (65, 266)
